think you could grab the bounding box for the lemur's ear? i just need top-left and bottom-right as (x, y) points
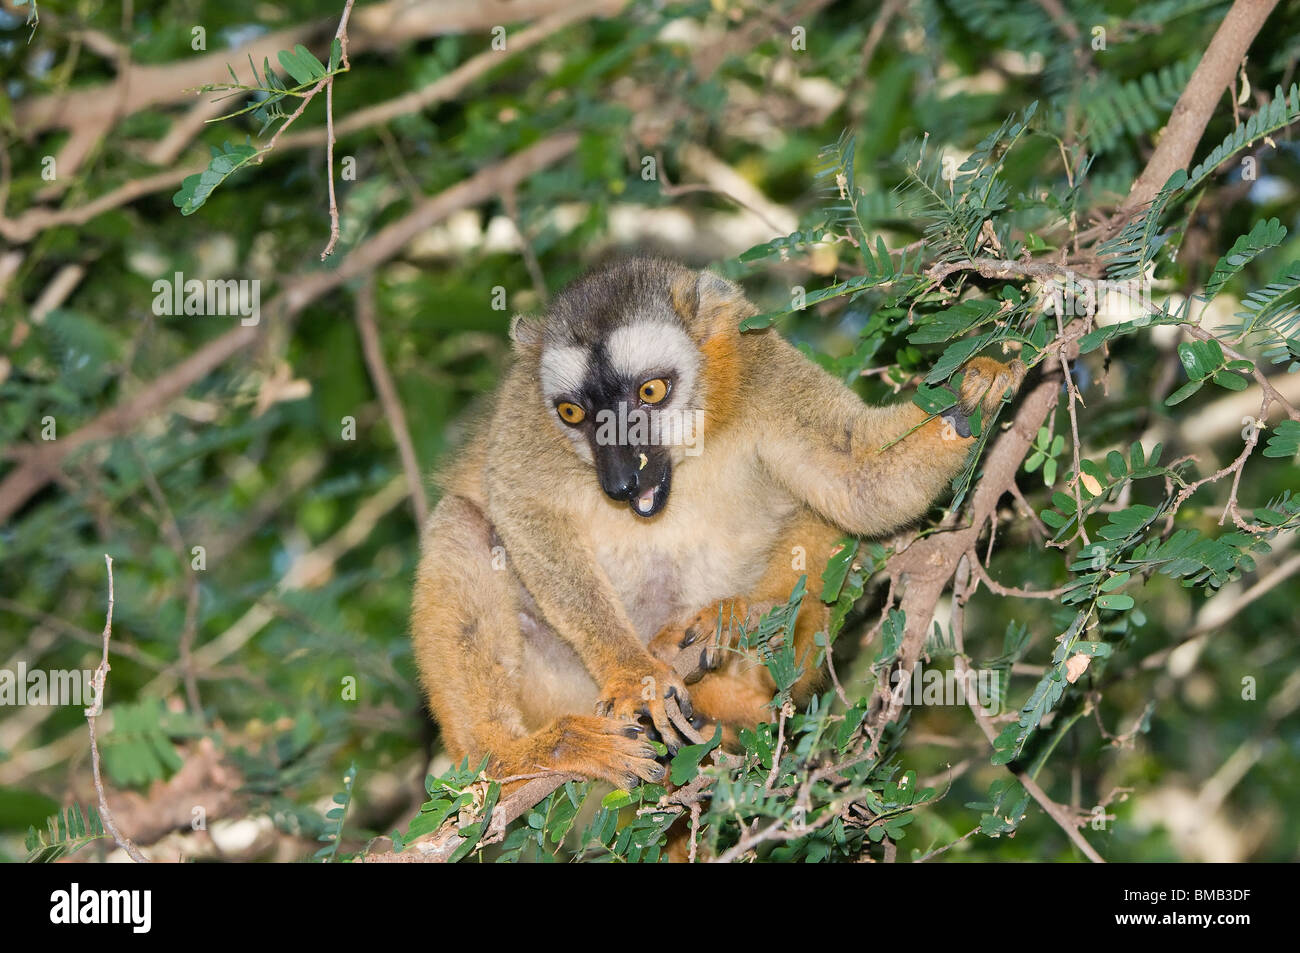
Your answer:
(671, 270), (753, 340)
(508, 313), (544, 350)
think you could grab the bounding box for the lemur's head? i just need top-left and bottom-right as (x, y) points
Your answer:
(511, 258), (748, 518)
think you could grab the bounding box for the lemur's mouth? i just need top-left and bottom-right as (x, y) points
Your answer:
(630, 464), (671, 518)
(593, 440), (671, 518)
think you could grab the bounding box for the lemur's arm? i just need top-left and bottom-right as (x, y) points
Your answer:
(752, 334), (1024, 537)
(489, 501), (695, 750)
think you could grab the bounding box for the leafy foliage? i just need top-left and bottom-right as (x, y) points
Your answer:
(25, 804), (107, 863)
(3, 0), (1300, 865)
(314, 762), (356, 862)
(1184, 83), (1300, 190)
(1204, 218), (1288, 298)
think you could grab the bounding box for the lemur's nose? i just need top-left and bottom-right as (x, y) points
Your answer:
(603, 472), (636, 500)
(594, 443), (639, 501)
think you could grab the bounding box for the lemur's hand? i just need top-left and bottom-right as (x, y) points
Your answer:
(958, 356), (1027, 416)
(595, 657), (694, 754)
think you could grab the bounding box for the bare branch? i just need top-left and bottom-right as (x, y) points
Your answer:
(87, 555), (150, 863)
(354, 278), (429, 529)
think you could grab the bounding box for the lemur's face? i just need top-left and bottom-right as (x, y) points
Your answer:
(539, 312), (702, 519)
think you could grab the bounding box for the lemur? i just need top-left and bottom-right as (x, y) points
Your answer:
(412, 258), (1025, 788)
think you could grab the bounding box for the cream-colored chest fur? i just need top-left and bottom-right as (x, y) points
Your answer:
(587, 434), (796, 641)
(507, 429), (797, 728)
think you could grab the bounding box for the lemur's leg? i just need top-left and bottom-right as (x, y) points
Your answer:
(413, 495), (664, 788)
(650, 510), (842, 731)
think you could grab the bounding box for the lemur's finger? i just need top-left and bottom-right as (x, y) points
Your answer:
(649, 702), (683, 753)
(665, 695), (707, 746)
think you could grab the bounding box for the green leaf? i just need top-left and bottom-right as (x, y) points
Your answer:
(1263, 420), (1300, 458)
(1097, 593), (1135, 610)
(1212, 370), (1248, 391)
(925, 334), (993, 385)
(173, 141), (262, 215)
(1204, 218), (1288, 297)
(1178, 339), (1222, 380)
(1099, 571), (1131, 591)
(908, 299), (1000, 344)
(278, 43), (328, 85)
(1186, 84), (1300, 192)
(601, 789), (633, 810)
(1071, 641), (1113, 658)
(1164, 379), (1204, 406)
(820, 538), (858, 604)
(913, 383), (959, 415)
(1043, 457), (1058, 486)
(1077, 310), (1186, 353)
(669, 722), (722, 785)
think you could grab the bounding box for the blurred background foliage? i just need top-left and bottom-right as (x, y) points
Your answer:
(0, 0), (1298, 861)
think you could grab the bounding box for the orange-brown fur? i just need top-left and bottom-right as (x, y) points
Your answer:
(411, 259), (1023, 790)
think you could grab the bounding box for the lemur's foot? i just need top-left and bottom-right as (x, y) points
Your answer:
(958, 356), (1026, 416)
(496, 715), (666, 790)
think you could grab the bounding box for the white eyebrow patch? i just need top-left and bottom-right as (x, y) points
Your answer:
(539, 344), (591, 399)
(605, 321), (700, 390)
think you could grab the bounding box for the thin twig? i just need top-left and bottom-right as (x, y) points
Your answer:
(354, 277), (429, 528)
(87, 555), (150, 863)
(501, 186), (549, 306)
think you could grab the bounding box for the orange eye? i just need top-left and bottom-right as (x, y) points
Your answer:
(556, 402), (586, 425)
(639, 378), (668, 404)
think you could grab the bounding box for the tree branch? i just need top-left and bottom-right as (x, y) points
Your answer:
(0, 132), (579, 524)
(1120, 0), (1280, 214)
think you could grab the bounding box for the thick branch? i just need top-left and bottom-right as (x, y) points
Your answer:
(1120, 0), (1280, 213)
